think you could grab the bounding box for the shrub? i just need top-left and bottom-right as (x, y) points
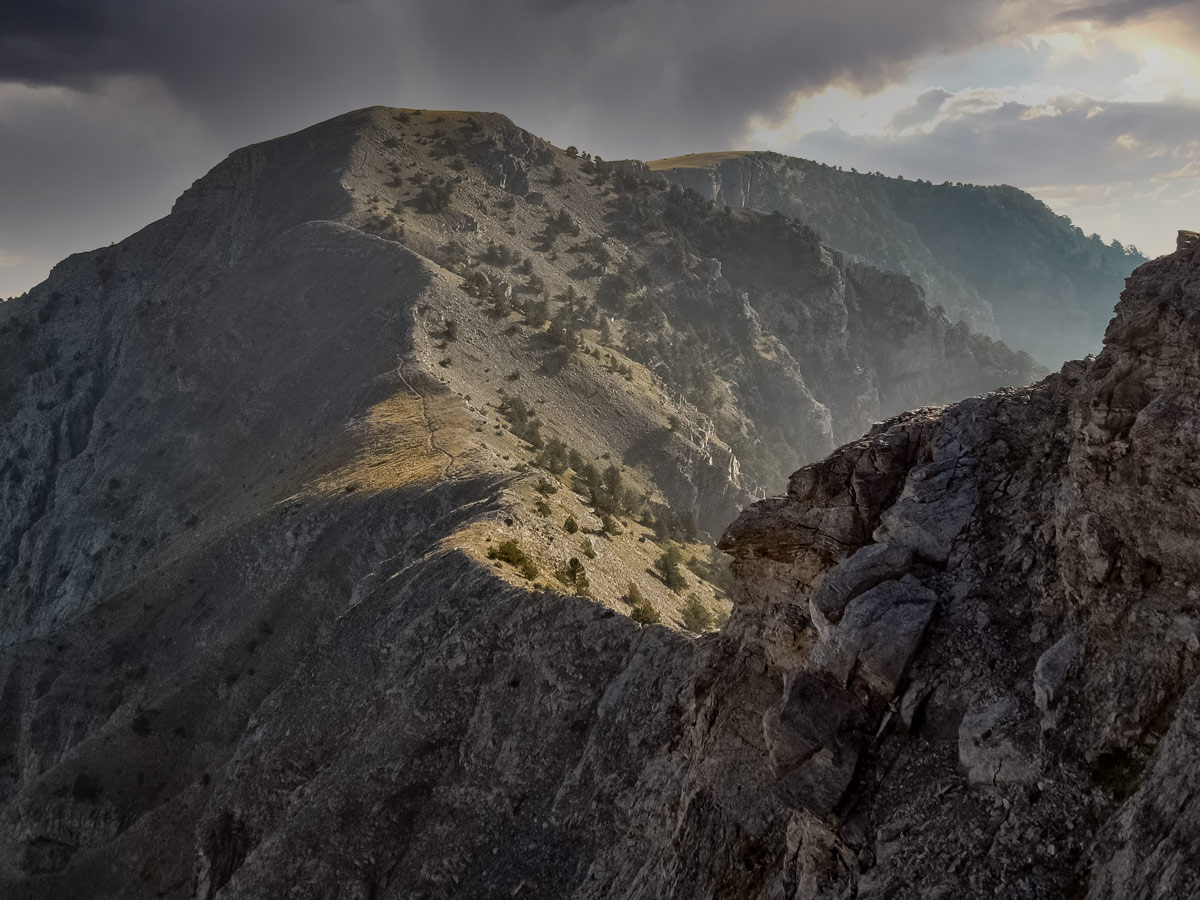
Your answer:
(535, 499), (551, 517)
(479, 241), (519, 267)
(564, 515), (579, 534)
(655, 545), (688, 592)
(534, 437), (571, 474)
(488, 539), (539, 580)
(463, 270), (491, 297)
(72, 772), (102, 802)
(438, 241), (470, 269)
(523, 294), (549, 326)
(580, 537), (596, 559)
(630, 594), (660, 625)
(414, 177), (454, 213)
(499, 393), (543, 448)
(681, 594), (715, 633)
(643, 503), (697, 543)
(130, 711), (153, 736)
(547, 309), (580, 349)
(538, 208), (581, 249)
(686, 546), (733, 593)
(563, 557), (590, 596)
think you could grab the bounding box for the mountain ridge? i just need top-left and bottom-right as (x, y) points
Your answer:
(651, 149), (1147, 365)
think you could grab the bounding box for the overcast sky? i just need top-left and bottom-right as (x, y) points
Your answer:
(2, 0), (1198, 296)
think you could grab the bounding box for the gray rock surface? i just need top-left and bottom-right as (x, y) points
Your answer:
(958, 699), (1039, 785)
(1034, 633), (1079, 713)
(810, 578), (937, 696)
(719, 232), (1200, 898)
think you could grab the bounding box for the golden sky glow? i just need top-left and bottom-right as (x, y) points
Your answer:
(743, 7), (1200, 255)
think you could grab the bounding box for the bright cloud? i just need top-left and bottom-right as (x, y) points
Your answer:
(747, 13), (1200, 256)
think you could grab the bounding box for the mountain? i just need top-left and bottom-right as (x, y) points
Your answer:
(651, 151), (1147, 366)
(1, 106), (1051, 899)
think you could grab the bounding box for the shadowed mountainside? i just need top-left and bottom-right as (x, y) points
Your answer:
(652, 151), (1146, 366)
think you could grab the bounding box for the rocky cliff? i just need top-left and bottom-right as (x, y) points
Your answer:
(0, 107), (1100, 900)
(652, 152), (1146, 367)
(716, 229), (1200, 898)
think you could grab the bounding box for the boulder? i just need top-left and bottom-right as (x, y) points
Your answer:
(1033, 633), (1079, 712)
(873, 458), (977, 564)
(810, 578), (937, 697)
(810, 542), (916, 627)
(765, 672), (870, 815)
(958, 699), (1038, 785)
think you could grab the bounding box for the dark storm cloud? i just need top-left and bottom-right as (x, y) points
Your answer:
(0, 76), (218, 298)
(0, 0), (1025, 157)
(889, 89), (953, 131)
(0, 1), (138, 85)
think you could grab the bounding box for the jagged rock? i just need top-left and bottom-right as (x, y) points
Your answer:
(1084, 677), (1200, 900)
(720, 234), (1200, 894)
(810, 542), (915, 627)
(810, 577), (937, 697)
(872, 457), (978, 564)
(1034, 633), (1079, 712)
(899, 679), (931, 731)
(765, 672), (870, 815)
(958, 699), (1039, 785)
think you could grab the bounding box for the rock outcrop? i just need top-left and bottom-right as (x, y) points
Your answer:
(718, 233), (1200, 898)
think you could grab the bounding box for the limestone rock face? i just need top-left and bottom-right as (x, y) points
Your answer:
(719, 235), (1200, 898)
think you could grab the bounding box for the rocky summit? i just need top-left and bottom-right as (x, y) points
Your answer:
(0, 107), (1194, 899)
